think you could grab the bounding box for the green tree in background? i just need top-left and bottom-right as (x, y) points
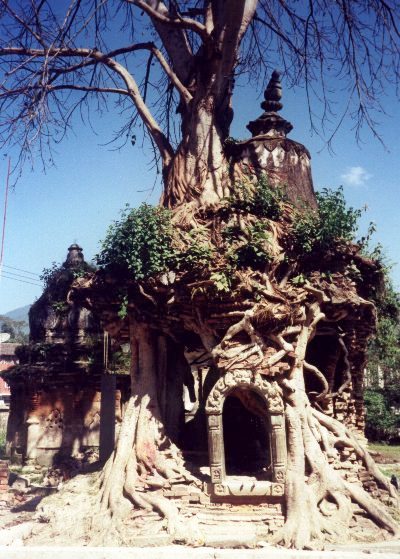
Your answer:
(365, 270), (400, 442)
(0, 315), (28, 344)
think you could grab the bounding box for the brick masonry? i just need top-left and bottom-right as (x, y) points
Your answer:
(0, 459), (9, 492)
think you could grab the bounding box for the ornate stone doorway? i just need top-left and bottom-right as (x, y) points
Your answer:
(205, 371), (286, 498)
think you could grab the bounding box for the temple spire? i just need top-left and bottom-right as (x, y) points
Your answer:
(247, 70), (293, 138)
(65, 243), (84, 268)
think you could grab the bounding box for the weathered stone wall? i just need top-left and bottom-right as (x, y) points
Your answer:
(6, 374), (128, 466)
(230, 137), (317, 209)
(2, 245), (131, 467)
(0, 460), (9, 500)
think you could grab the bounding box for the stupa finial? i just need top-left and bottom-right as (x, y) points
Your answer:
(247, 70), (293, 137)
(261, 70), (283, 113)
(65, 243), (84, 268)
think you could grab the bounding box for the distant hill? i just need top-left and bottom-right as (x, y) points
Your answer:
(4, 305), (30, 324)
(1, 304), (30, 336)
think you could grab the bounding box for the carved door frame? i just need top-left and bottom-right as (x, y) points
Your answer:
(205, 370), (286, 497)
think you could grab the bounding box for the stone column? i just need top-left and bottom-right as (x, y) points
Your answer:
(25, 392), (41, 463)
(207, 413), (226, 485)
(270, 413), (287, 483)
(99, 373), (116, 462)
(26, 416), (41, 462)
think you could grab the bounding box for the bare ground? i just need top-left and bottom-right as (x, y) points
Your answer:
(1, 468), (399, 551)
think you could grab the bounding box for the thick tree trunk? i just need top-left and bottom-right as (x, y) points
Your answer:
(162, 99), (229, 208)
(97, 319), (195, 540)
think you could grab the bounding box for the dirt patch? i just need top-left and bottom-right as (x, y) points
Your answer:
(369, 445), (400, 465)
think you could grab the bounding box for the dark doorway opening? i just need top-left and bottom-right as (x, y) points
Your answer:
(305, 333), (345, 394)
(223, 390), (271, 478)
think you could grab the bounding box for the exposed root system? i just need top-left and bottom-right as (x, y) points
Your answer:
(70, 200), (399, 549)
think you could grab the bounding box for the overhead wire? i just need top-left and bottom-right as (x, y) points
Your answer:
(2, 264), (40, 277)
(1, 273), (42, 288)
(1, 270), (42, 285)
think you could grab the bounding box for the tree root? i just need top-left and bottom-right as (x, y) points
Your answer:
(273, 393), (399, 549)
(82, 240), (399, 551)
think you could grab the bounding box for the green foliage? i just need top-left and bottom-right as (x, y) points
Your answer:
(0, 427), (6, 458)
(39, 259), (94, 307)
(228, 175), (285, 220)
(97, 203), (176, 280)
(176, 227), (214, 270)
(210, 271), (231, 293)
(222, 221), (272, 271)
(0, 315), (28, 343)
(233, 222), (272, 269)
(1, 321), (15, 339)
(291, 209), (319, 253)
(291, 273), (307, 286)
(40, 262), (60, 289)
(107, 349), (131, 375)
(367, 274), (400, 388)
(291, 186), (363, 253)
(365, 262), (400, 442)
(316, 186), (362, 242)
(118, 294), (129, 319)
(15, 342), (60, 363)
(364, 388), (400, 441)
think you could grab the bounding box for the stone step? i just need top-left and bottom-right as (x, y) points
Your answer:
(197, 512), (280, 523)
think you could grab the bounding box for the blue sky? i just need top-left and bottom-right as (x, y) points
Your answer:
(0, 73), (399, 315)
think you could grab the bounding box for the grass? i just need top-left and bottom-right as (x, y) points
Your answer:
(0, 427), (6, 459)
(380, 465), (400, 478)
(368, 443), (400, 479)
(368, 443), (400, 462)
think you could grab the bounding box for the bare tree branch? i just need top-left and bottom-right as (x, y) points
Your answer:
(0, 43), (174, 165)
(126, 0), (208, 41)
(0, 0), (398, 182)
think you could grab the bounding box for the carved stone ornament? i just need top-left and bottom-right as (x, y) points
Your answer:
(274, 469), (286, 483)
(247, 70), (293, 138)
(205, 370), (283, 415)
(271, 483), (284, 496)
(214, 483), (228, 496)
(205, 369), (287, 499)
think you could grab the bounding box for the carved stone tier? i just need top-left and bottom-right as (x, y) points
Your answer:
(229, 70), (317, 209)
(230, 137), (316, 209)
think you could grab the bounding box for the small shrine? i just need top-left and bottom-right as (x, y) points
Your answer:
(3, 245), (129, 467)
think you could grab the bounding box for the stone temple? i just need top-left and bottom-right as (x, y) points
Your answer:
(1, 73), (380, 531)
(3, 244), (129, 467)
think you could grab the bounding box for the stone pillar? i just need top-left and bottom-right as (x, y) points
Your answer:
(25, 392), (41, 463)
(26, 416), (41, 462)
(207, 414), (226, 484)
(270, 413), (287, 483)
(99, 373), (116, 462)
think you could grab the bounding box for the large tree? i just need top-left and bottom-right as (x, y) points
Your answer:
(0, 1), (399, 197)
(1, 0), (400, 550)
